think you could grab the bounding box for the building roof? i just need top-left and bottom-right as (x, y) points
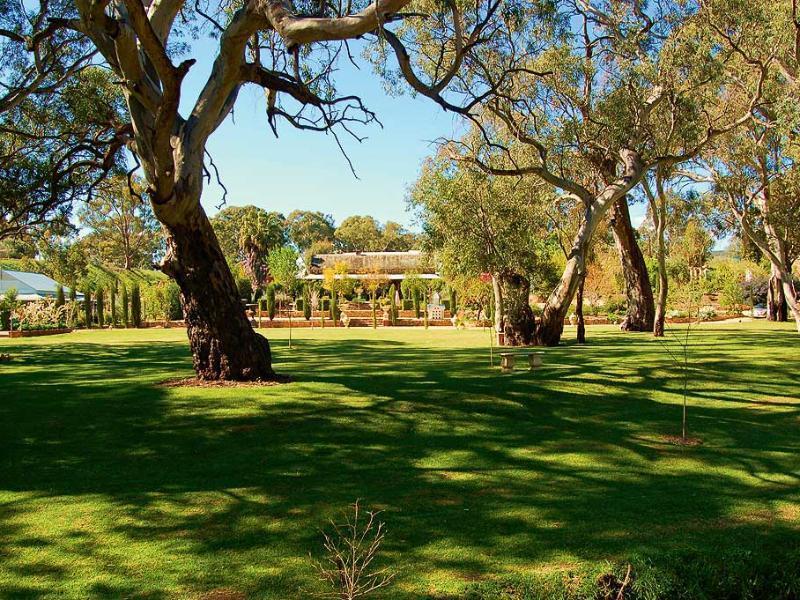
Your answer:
(306, 251), (438, 278)
(0, 269), (78, 300)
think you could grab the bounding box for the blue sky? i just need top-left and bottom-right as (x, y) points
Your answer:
(179, 35), (647, 230)
(180, 37), (462, 230)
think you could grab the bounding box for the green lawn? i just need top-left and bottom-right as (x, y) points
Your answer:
(1, 322), (799, 599)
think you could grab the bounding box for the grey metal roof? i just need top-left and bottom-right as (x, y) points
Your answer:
(0, 269), (71, 297)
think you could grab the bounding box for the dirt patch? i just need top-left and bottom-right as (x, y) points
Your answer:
(195, 590), (246, 600)
(158, 374), (291, 388)
(661, 434), (703, 447)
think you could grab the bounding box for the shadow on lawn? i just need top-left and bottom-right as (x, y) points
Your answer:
(1, 326), (799, 598)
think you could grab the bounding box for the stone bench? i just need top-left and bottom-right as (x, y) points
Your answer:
(500, 352), (543, 373)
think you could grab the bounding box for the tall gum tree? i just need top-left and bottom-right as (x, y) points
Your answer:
(446, 0), (763, 345)
(55, 0), (504, 379)
(697, 0), (800, 331)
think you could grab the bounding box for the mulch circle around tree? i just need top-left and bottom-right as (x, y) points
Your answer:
(158, 374), (291, 388)
(662, 435), (703, 447)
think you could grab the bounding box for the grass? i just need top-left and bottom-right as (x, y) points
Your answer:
(1, 321), (799, 599)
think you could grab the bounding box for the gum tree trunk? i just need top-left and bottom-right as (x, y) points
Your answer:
(499, 272), (535, 346)
(576, 273), (586, 344)
(767, 266), (788, 322)
(610, 197), (655, 332)
(160, 198), (275, 381)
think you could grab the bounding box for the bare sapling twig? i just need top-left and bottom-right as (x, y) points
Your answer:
(310, 500), (395, 599)
(656, 280), (704, 442)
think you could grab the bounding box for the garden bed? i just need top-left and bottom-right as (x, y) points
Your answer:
(4, 328), (72, 338)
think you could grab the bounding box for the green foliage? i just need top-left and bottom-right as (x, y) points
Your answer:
(286, 210), (335, 252)
(77, 176), (163, 269)
(83, 290), (92, 328)
(334, 215), (417, 252)
(142, 281), (182, 321)
(265, 284), (276, 320)
(110, 286), (117, 326)
(68, 287), (77, 327)
(449, 288), (457, 314)
(55, 285), (65, 308)
(461, 546), (800, 600)
(303, 283), (312, 320)
(130, 284), (142, 328)
(211, 205), (286, 291)
(267, 246), (299, 292)
(330, 292), (339, 322)
(96, 288), (105, 327)
(389, 285), (398, 325)
(121, 285), (129, 327)
(0, 287), (18, 329)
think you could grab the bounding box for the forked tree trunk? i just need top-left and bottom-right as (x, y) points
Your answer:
(161, 200), (275, 381)
(610, 197), (655, 332)
(499, 273), (535, 346)
(767, 267), (788, 322)
(534, 203), (599, 345)
(576, 273), (586, 344)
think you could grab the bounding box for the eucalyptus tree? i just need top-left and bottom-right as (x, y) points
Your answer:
(444, 0), (763, 345)
(78, 176), (163, 269)
(44, 0), (505, 379)
(411, 156), (553, 345)
(695, 0), (800, 330)
(0, 0), (130, 240)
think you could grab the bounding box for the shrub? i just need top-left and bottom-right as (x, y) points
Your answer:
(461, 544), (800, 600)
(97, 288), (105, 327)
(68, 287), (78, 326)
(110, 286), (117, 326)
(330, 293), (339, 322)
(303, 284), (312, 320)
(14, 299), (68, 331)
(130, 284), (142, 327)
(121, 285), (129, 327)
(84, 290), (92, 328)
(55, 285), (65, 308)
(265, 285), (276, 320)
(0, 287), (18, 329)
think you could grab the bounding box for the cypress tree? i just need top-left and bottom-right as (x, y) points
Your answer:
(131, 284), (142, 327)
(55, 285), (65, 307)
(266, 284), (276, 320)
(68, 287), (77, 327)
(449, 288), (457, 315)
(84, 290), (92, 328)
(96, 288), (105, 327)
(121, 285), (129, 327)
(110, 285), (117, 327)
(413, 288), (421, 318)
(303, 283), (311, 320)
(389, 285), (397, 326)
(330, 293), (338, 325)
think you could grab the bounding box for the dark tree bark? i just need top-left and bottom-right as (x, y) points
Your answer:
(576, 272), (586, 344)
(610, 197), (655, 332)
(767, 269), (788, 322)
(161, 201), (274, 381)
(499, 273), (535, 346)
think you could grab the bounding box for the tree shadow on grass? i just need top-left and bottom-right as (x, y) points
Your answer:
(1, 327), (799, 598)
